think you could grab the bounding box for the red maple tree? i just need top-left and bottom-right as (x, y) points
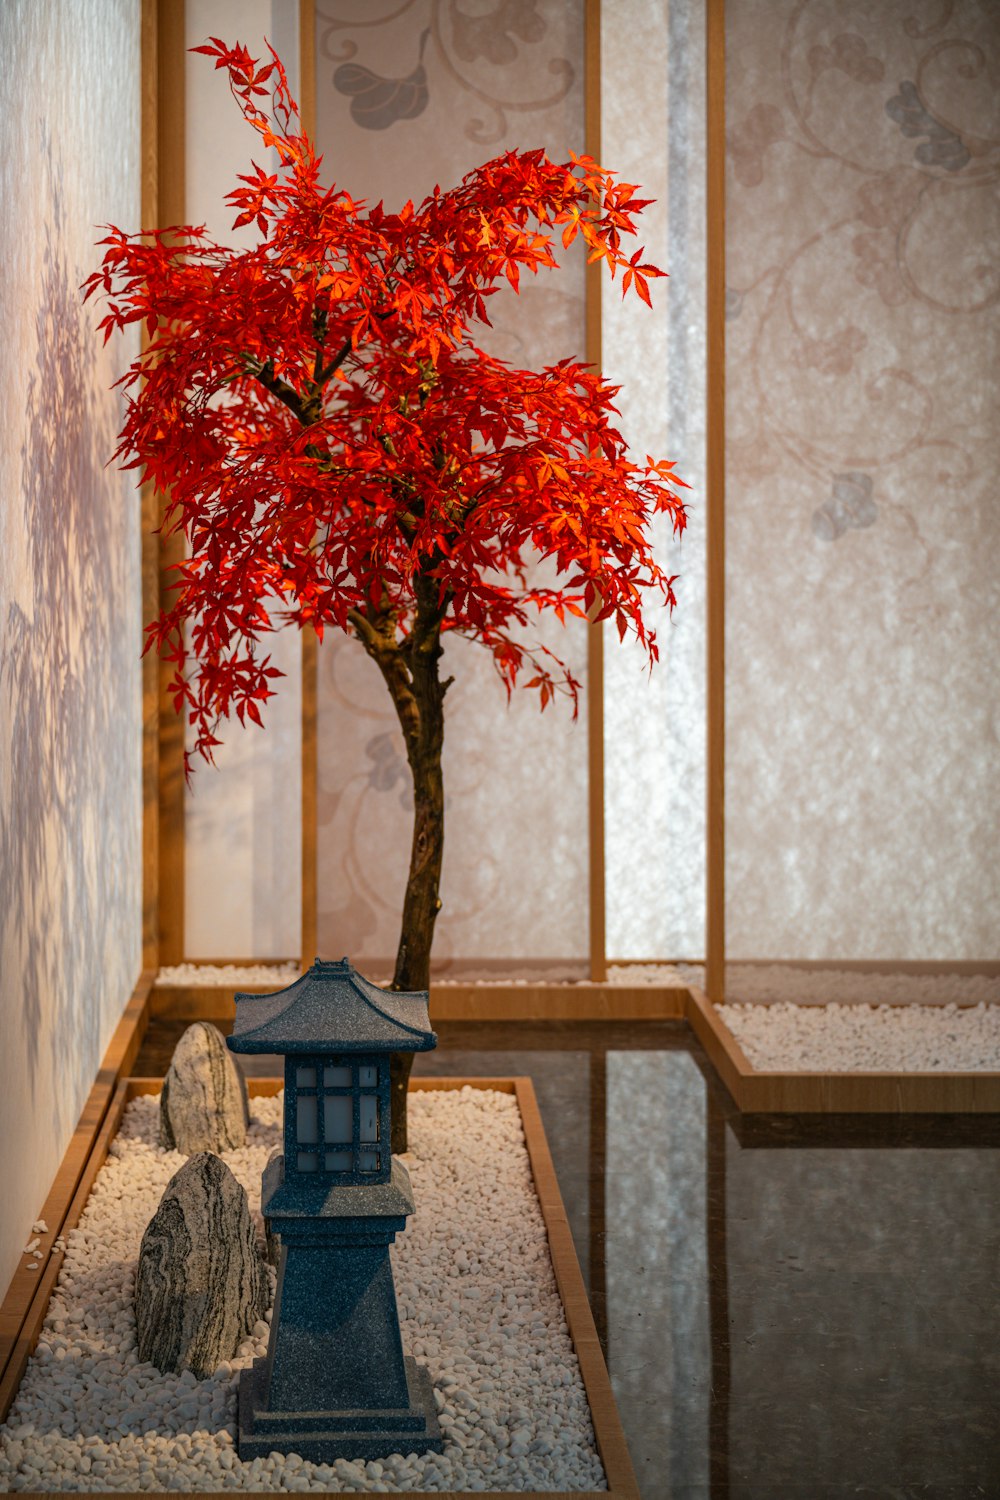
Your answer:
(85, 40), (687, 1137)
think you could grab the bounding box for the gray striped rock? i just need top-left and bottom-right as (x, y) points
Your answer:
(159, 1021), (249, 1154)
(262, 1147), (282, 1267)
(134, 1153), (267, 1377)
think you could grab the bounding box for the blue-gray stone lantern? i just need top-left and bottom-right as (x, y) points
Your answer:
(226, 957), (442, 1463)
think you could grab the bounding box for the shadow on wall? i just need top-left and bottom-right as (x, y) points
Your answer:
(0, 157), (139, 1140)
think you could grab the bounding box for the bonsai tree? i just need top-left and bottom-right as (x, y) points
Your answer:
(85, 40), (687, 1147)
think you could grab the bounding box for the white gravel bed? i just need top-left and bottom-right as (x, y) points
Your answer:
(719, 1001), (1000, 1072)
(156, 962), (689, 989)
(605, 964), (686, 988)
(0, 1090), (605, 1493)
(155, 965), (301, 988)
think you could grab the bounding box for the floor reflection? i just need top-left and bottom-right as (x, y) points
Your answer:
(137, 1017), (1000, 1500)
(606, 1050), (711, 1498)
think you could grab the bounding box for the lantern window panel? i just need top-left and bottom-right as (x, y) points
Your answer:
(296, 1093), (319, 1144)
(324, 1093), (353, 1145)
(359, 1095), (379, 1143)
(284, 1054), (392, 1181)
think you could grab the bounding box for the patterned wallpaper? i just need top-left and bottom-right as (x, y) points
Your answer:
(0, 0), (141, 1292)
(725, 0), (999, 959)
(313, 0), (590, 966)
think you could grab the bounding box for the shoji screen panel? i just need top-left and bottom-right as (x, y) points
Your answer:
(602, 0), (707, 962)
(723, 0), (1000, 963)
(311, 1), (590, 969)
(180, 0), (303, 961)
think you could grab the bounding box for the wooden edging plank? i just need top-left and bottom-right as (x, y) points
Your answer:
(0, 971), (154, 1416)
(686, 985), (1000, 1114)
(685, 985), (753, 1111)
(3, 1074), (635, 1498)
(150, 982), (689, 1023)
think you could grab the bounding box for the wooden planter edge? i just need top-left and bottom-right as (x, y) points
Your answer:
(0, 1075), (639, 1500)
(685, 986), (1000, 1114)
(150, 981), (689, 1023)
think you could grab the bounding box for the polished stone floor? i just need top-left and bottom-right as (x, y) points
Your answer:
(136, 1019), (1000, 1500)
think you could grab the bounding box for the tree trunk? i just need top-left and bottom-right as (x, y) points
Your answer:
(388, 649), (445, 1152)
(352, 581), (449, 1154)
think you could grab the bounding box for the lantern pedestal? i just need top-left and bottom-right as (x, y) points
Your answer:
(235, 1154), (443, 1463)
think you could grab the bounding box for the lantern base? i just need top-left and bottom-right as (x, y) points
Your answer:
(235, 1353), (444, 1463)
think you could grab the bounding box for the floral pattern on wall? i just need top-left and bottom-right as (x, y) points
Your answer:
(725, 0), (1000, 959)
(320, 0), (573, 142)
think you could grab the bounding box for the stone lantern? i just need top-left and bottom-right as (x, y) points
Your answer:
(226, 957), (442, 1463)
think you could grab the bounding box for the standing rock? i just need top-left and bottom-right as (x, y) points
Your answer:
(262, 1147), (283, 1267)
(135, 1153), (268, 1377)
(160, 1021), (249, 1153)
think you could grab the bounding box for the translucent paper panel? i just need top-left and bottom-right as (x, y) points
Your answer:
(602, 0), (707, 960)
(183, 0), (302, 959)
(725, 0), (1000, 960)
(314, 1), (588, 965)
(0, 0), (141, 1292)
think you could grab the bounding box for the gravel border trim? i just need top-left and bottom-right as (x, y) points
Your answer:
(686, 988), (1000, 1115)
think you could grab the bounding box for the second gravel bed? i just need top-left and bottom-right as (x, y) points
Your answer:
(719, 1001), (1000, 1072)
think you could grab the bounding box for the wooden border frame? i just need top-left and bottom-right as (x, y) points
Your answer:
(1, 1075), (639, 1499)
(686, 987), (1000, 1113)
(144, 977), (999, 1112)
(585, 0), (607, 985)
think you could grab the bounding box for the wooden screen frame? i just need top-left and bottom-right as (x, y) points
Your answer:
(705, 0), (726, 1005)
(154, 0), (187, 966)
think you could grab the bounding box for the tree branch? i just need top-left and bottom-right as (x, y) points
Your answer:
(245, 356), (312, 425)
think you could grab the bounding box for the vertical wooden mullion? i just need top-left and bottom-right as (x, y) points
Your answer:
(585, 0), (607, 984)
(156, 0), (187, 965)
(140, 0), (160, 975)
(705, 0), (726, 1004)
(299, 0), (319, 969)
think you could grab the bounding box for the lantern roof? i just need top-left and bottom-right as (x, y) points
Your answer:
(227, 958), (436, 1055)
